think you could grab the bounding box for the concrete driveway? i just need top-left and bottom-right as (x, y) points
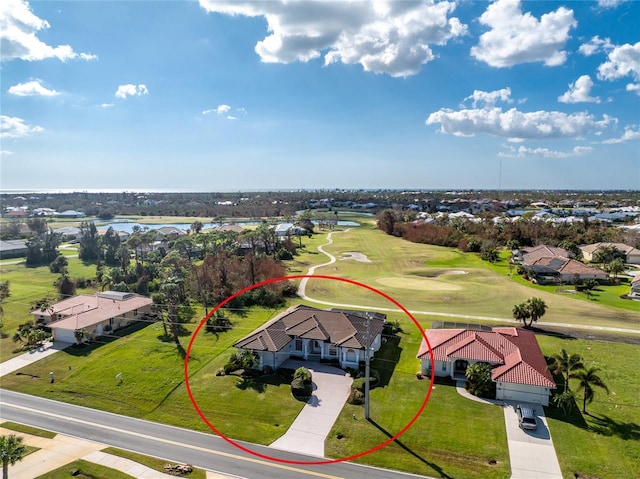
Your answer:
(503, 402), (563, 479)
(269, 360), (353, 457)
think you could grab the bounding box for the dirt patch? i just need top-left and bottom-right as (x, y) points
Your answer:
(340, 251), (372, 263)
(376, 276), (462, 291)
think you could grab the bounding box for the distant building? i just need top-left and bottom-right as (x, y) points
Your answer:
(0, 240), (28, 259)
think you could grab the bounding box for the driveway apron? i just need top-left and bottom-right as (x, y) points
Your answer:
(269, 360), (353, 457)
(503, 402), (563, 479)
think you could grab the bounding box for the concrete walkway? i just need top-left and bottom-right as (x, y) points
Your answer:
(454, 381), (563, 479)
(0, 426), (241, 479)
(0, 340), (71, 377)
(269, 360), (353, 457)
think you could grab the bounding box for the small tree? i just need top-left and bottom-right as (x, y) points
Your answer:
(574, 366), (609, 414)
(465, 362), (494, 398)
(552, 389), (576, 416)
(513, 297), (547, 328)
(74, 328), (89, 344)
(549, 349), (584, 392)
(1, 434), (27, 479)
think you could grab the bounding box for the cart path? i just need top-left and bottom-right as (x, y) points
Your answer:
(297, 231), (640, 336)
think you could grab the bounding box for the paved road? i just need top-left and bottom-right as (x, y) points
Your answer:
(298, 231), (640, 336)
(0, 390), (433, 479)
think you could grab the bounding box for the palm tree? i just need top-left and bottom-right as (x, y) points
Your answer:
(549, 349), (584, 392)
(512, 302), (530, 325)
(526, 297), (547, 326)
(1, 434), (27, 479)
(573, 366), (609, 414)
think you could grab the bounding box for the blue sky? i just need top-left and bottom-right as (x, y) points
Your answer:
(1, 0), (639, 191)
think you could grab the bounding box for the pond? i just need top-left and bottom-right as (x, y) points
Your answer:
(96, 220), (360, 233)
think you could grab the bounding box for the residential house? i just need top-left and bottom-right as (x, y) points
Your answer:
(214, 224), (245, 233)
(30, 291), (153, 343)
(233, 304), (385, 371)
(517, 245), (570, 264)
(525, 257), (607, 284)
(630, 276), (640, 300)
(417, 327), (555, 405)
(155, 226), (188, 239)
(580, 242), (640, 265)
(0, 240), (28, 259)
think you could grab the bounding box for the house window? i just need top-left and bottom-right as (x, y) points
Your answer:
(329, 346), (337, 356)
(442, 362), (447, 372)
(295, 339), (303, 351)
(109, 318), (114, 326)
(133, 309), (138, 317)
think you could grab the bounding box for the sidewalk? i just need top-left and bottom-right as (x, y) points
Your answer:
(0, 340), (71, 377)
(0, 426), (240, 479)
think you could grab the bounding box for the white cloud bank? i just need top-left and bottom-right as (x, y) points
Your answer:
(471, 0), (576, 68)
(499, 145), (593, 158)
(199, 0), (466, 77)
(558, 75), (600, 104)
(426, 88), (615, 141)
(114, 84), (148, 99)
(602, 127), (640, 144)
(1, 115), (43, 138)
(0, 0), (97, 61)
(8, 79), (59, 96)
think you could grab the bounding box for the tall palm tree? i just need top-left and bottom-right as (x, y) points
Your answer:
(526, 297), (547, 326)
(549, 349), (584, 392)
(512, 302), (530, 326)
(573, 366), (609, 414)
(1, 434), (27, 479)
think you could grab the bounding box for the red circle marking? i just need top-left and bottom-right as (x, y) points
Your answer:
(184, 274), (435, 465)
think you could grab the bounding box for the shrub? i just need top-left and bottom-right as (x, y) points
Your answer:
(291, 377), (312, 399)
(293, 366), (312, 384)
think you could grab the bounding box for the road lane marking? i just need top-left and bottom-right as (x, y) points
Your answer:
(2, 402), (343, 479)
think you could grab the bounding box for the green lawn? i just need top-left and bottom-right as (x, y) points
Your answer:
(537, 335), (640, 479)
(1, 421), (57, 439)
(35, 459), (135, 479)
(102, 447), (206, 479)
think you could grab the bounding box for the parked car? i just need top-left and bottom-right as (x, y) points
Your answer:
(516, 404), (538, 430)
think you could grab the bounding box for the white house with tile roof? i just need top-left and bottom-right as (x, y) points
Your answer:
(30, 291), (153, 343)
(234, 304), (385, 371)
(418, 327), (556, 405)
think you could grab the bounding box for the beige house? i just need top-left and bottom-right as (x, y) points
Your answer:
(580, 242), (640, 264)
(630, 276), (640, 300)
(234, 305), (385, 371)
(31, 291), (153, 343)
(525, 256), (607, 284)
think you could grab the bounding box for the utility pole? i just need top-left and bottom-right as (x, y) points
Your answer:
(364, 315), (370, 420)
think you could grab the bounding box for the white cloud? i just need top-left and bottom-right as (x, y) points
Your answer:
(0, 150), (15, 156)
(202, 104), (245, 120)
(100, 103), (114, 108)
(199, 0), (467, 77)
(8, 79), (59, 96)
(114, 84), (148, 99)
(216, 104), (231, 114)
(464, 88), (513, 107)
(1, 115), (43, 138)
(426, 88), (616, 141)
(602, 126), (640, 144)
(578, 36), (613, 56)
(0, 0), (96, 62)
(596, 0), (627, 9)
(626, 83), (640, 95)
(470, 0), (576, 68)
(558, 75), (600, 104)
(499, 145), (593, 158)
(597, 42), (640, 83)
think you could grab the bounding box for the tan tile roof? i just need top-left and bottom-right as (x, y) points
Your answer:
(418, 328), (555, 388)
(522, 245), (569, 264)
(580, 242), (640, 255)
(530, 257), (607, 276)
(234, 305), (384, 352)
(35, 293), (152, 331)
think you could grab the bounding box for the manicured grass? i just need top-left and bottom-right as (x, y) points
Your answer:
(1, 421), (56, 438)
(34, 459), (135, 479)
(537, 335), (640, 479)
(102, 447), (206, 479)
(299, 226), (640, 330)
(325, 316), (510, 479)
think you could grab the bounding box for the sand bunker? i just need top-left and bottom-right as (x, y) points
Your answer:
(340, 252), (372, 263)
(376, 277), (462, 291)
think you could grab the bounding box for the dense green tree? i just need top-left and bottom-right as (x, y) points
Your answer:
(607, 257), (625, 279)
(49, 255), (68, 274)
(512, 297), (547, 328)
(78, 221), (101, 261)
(102, 227), (122, 266)
(465, 362), (493, 398)
(190, 220), (203, 234)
